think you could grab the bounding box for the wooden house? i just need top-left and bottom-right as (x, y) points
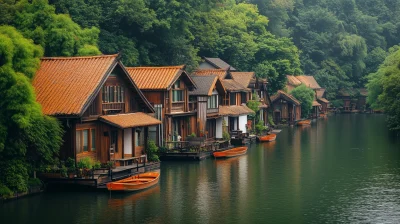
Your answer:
(198, 57), (237, 71)
(193, 69), (254, 134)
(189, 75), (226, 139)
(286, 75), (329, 117)
(271, 90), (301, 124)
(231, 72), (271, 127)
(336, 88), (369, 113)
(125, 66), (197, 144)
(33, 54), (161, 165)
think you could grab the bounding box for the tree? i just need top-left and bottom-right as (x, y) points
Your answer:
(0, 26), (63, 192)
(290, 84), (315, 118)
(367, 45), (400, 131)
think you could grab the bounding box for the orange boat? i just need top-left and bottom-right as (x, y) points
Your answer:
(297, 120), (311, 126)
(213, 147), (247, 158)
(258, 134), (276, 142)
(106, 172), (160, 192)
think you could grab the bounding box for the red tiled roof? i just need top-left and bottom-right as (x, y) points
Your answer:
(271, 90), (301, 105)
(100, 112), (161, 129)
(33, 54), (118, 116)
(126, 65), (195, 90)
(192, 69), (229, 80)
(219, 105), (255, 116)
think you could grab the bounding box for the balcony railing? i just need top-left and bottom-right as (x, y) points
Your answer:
(102, 102), (125, 114)
(171, 102), (185, 113)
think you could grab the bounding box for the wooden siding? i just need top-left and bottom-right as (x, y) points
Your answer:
(196, 96), (208, 135)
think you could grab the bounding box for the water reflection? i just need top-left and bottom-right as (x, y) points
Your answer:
(1, 115), (400, 224)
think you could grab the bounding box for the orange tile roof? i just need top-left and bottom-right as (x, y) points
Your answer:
(219, 105), (255, 116)
(271, 90), (301, 105)
(100, 112), (161, 129)
(231, 72), (255, 88)
(318, 98), (329, 104)
(126, 65), (194, 90)
(296, 75), (321, 89)
(312, 101), (322, 107)
(33, 54), (118, 116)
(222, 79), (250, 92)
(192, 69), (228, 80)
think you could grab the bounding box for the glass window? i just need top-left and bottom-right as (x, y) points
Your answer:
(174, 80), (181, 89)
(83, 130), (88, 152)
(76, 130), (82, 153)
(91, 129), (96, 151)
(207, 94), (218, 109)
(230, 93), (236, 105)
(103, 86), (124, 103)
(135, 128), (144, 146)
(173, 90), (183, 102)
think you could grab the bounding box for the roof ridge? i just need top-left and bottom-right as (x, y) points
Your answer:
(126, 65), (185, 69)
(41, 54), (118, 60)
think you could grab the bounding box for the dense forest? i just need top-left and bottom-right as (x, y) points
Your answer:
(0, 0), (400, 195)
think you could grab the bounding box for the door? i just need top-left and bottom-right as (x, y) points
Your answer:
(110, 130), (121, 160)
(274, 111), (281, 123)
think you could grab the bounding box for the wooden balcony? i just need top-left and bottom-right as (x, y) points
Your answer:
(171, 102), (185, 113)
(102, 102), (125, 114)
(207, 108), (219, 114)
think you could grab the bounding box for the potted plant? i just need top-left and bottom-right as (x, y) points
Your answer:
(77, 157), (94, 178)
(65, 157), (76, 178)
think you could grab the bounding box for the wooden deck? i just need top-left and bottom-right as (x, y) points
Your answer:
(43, 162), (161, 190)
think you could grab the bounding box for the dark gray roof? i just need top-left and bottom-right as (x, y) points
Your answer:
(189, 75), (218, 96)
(204, 57), (236, 71)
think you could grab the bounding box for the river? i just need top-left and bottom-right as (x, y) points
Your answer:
(1, 114), (400, 223)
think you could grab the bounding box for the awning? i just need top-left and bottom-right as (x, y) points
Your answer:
(219, 105), (255, 117)
(312, 101), (321, 107)
(100, 112), (161, 129)
(318, 98), (329, 104)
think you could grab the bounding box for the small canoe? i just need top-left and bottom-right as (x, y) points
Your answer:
(106, 172), (160, 192)
(213, 147), (247, 158)
(297, 120), (311, 126)
(258, 134), (276, 142)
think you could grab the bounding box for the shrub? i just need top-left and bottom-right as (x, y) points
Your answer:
(255, 121), (267, 134)
(188, 132), (197, 137)
(0, 183), (13, 199)
(146, 140), (160, 162)
(77, 157), (94, 169)
(93, 160), (101, 169)
(0, 160), (29, 193)
(268, 114), (275, 126)
(28, 178), (42, 187)
(223, 131), (230, 141)
(65, 158), (75, 169)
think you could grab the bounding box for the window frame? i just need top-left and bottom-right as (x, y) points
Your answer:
(76, 128), (96, 154)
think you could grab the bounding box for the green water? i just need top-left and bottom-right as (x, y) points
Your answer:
(1, 114), (400, 224)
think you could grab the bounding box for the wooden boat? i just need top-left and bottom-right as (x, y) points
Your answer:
(258, 134), (276, 142)
(213, 147), (247, 158)
(297, 120), (311, 126)
(106, 172), (160, 192)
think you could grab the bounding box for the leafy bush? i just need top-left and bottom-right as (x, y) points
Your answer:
(93, 161), (101, 169)
(268, 114), (275, 126)
(255, 121), (267, 134)
(290, 84), (315, 118)
(0, 183), (13, 198)
(65, 158), (75, 169)
(28, 178), (42, 187)
(188, 132), (197, 137)
(0, 160), (28, 193)
(146, 140), (160, 162)
(223, 131), (230, 141)
(77, 157), (94, 169)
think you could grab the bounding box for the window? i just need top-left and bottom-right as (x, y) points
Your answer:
(76, 128), (96, 153)
(172, 80), (184, 102)
(230, 93), (236, 105)
(102, 86), (124, 103)
(135, 128), (144, 146)
(91, 129), (96, 151)
(207, 94), (218, 109)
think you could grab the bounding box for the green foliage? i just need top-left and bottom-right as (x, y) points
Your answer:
(290, 84), (315, 118)
(255, 121), (267, 134)
(268, 113), (275, 126)
(247, 96), (261, 120)
(188, 132), (197, 137)
(28, 178), (42, 187)
(76, 157), (94, 169)
(0, 26), (63, 192)
(367, 46), (400, 131)
(146, 140), (160, 162)
(0, 183), (13, 198)
(223, 131), (230, 141)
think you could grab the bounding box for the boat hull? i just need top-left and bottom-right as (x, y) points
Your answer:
(297, 120), (311, 126)
(213, 147), (248, 158)
(258, 134), (276, 142)
(106, 172), (160, 192)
